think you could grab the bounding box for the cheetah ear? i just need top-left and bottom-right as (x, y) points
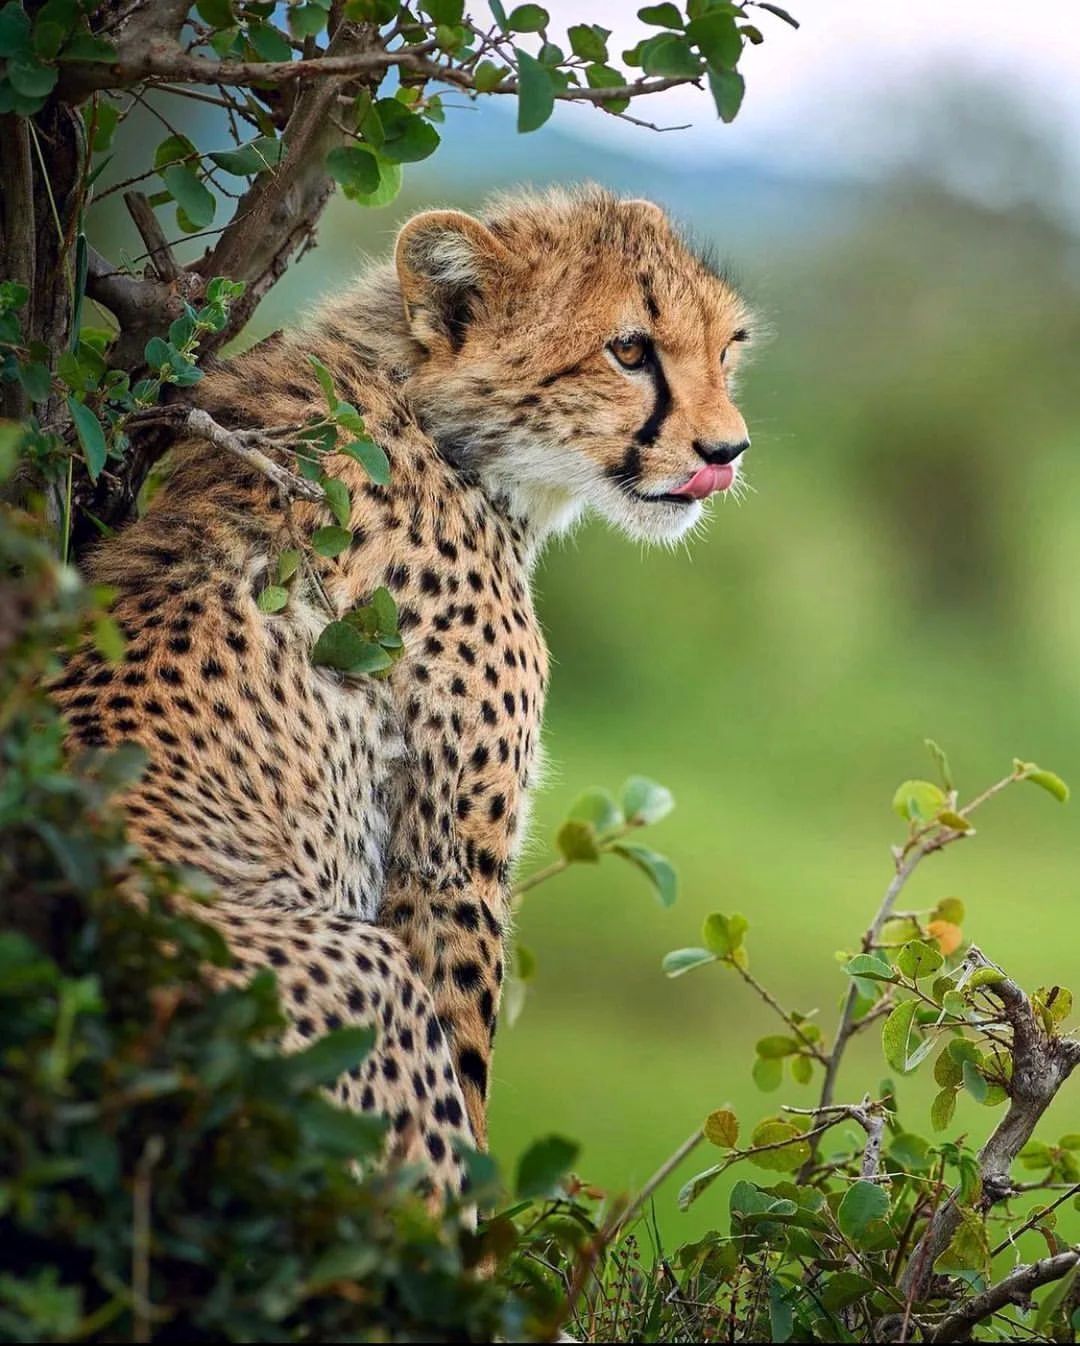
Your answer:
(622, 198), (668, 228)
(395, 210), (510, 352)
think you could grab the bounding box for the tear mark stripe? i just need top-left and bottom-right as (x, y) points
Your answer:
(633, 352), (672, 447)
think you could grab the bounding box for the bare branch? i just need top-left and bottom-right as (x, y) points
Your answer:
(179, 409), (325, 504)
(123, 191), (180, 283)
(928, 1247), (1079, 1343)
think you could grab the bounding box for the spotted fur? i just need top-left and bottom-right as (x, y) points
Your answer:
(51, 188), (752, 1194)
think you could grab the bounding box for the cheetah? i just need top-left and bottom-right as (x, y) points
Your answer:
(52, 187), (752, 1195)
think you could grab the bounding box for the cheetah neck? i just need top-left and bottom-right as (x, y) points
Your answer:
(309, 269), (586, 559)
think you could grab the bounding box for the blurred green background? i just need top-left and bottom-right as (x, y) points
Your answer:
(91, 74), (1080, 1245)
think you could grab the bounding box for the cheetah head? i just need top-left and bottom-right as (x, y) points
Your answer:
(395, 187), (753, 545)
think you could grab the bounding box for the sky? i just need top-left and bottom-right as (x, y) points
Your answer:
(485, 1), (1080, 210)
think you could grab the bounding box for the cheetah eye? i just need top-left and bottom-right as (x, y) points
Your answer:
(609, 334), (649, 371)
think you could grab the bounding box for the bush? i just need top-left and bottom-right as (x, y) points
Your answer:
(0, 498), (565, 1343)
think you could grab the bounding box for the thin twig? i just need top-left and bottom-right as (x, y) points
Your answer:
(727, 960), (829, 1064)
(990, 1182), (1080, 1259)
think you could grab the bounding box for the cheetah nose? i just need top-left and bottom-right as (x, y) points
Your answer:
(693, 438), (750, 466)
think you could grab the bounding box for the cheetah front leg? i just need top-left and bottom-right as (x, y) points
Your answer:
(379, 865), (506, 1148)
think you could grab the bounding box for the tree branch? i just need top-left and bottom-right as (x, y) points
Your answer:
(84, 246), (194, 369)
(192, 21), (379, 352)
(0, 114), (36, 423)
(123, 191), (180, 283)
(900, 948), (1080, 1306)
(928, 1247), (1080, 1343)
(174, 408), (325, 504)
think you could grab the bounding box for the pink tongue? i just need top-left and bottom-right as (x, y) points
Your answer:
(671, 463), (734, 499)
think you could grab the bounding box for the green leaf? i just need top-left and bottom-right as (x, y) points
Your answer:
(17, 359), (50, 401)
(8, 51), (58, 97)
(281, 1025), (375, 1092)
(937, 808), (973, 832)
(933, 896), (965, 925)
(755, 1035), (799, 1059)
(752, 1055), (782, 1092)
(844, 953), (896, 982)
(307, 353), (336, 408)
(704, 1108), (739, 1148)
(821, 1271), (875, 1312)
(311, 525), (352, 558)
(331, 400), (365, 433)
(962, 1059), (988, 1103)
(196, 0), (234, 25)
(67, 397), (107, 482)
(768, 1277), (794, 1344)
(516, 48), (555, 132)
(687, 13), (742, 67)
(896, 940), (944, 981)
(569, 787), (623, 833)
(311, 621), (390, 674)
(612, 842), (676, 907)
(892, 778), (946, 823)
(153, 134), (197, 170)
(556, 818), (600, 862)
(790, 1053), (813, 1085)
(321, 476), (351, 527)
(473, 59), (508, 92)
(248, 20), (292, 61)
(424, 0), (465, 22)
(638, 3), (683, 27)
(289, 2), (329, 37)
(568, 23), (608, 62)
(326, 144), (381, 195)
(881, 999), (920, 1074)
(934, 1048), (963, 1089)
(702, 911), (748, 958)
(641, 32), (700, 77)
(370, 585), (397, 634)
(373, 99), (440, 163)
(837, 1179), (890, 1244)
(678, 1162), (725, 1211)
(161, 165), (216, 229)
(620, 775), (674, 824)
(277, 549), (301, 582)
(515, 1134), (578, 1199)
(506, 3), (548, 32)
(256, 584), (289, 613)
(967, 966), (1005, 989)
(209, 134), (283, 175)
(925, 737), (954, 790)
(935, 1208), (990, 1278)
(707, 67), (744, 122)
(661, 947), (716, 978)
(748, 1119), (809, 1173)
(92, 615), (125, 662)
(1023, 767), (1070, 803)
(0, 3), (31, 59)
(59, 31), (116, 62)
(931, 1087), (953, 1130)
(584, 61), (630, 113)
(340, 436), (390, 485)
